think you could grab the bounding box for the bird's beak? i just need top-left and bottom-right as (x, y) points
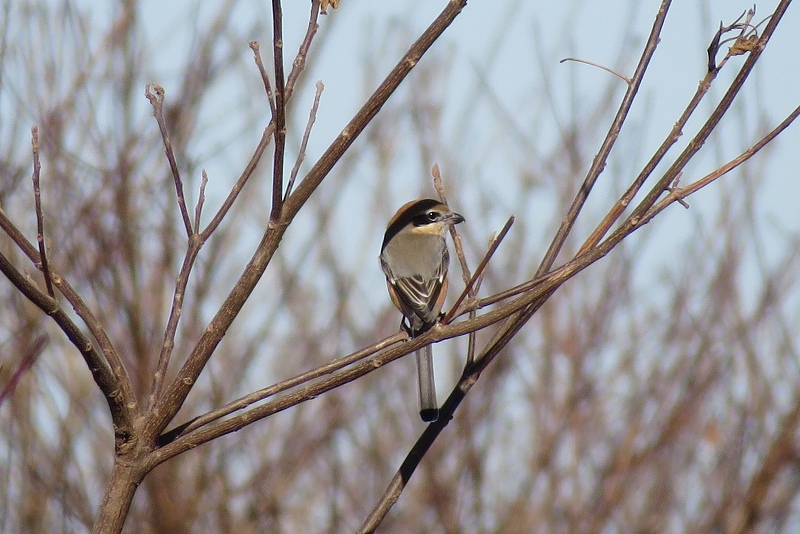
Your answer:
(449, 212), (465, 225)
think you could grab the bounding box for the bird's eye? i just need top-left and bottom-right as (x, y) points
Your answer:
(426, 211), (438, 221)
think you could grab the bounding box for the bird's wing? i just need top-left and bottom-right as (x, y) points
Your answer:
(397, 275), (441, 317)
(387, 263), (447, 330)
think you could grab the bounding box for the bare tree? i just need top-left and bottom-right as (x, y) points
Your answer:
(1, 0), (798, 532)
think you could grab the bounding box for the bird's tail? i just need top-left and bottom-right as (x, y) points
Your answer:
(416, 344), (438, 422)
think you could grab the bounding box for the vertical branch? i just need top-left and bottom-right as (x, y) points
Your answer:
(30, 126), (54, 297)
(432, 164), (476, 363)
(432, 164), (470, 283)
(193, 170), (208, 233)
(145, 83), (206, 409)
(270, 0), (286, 221)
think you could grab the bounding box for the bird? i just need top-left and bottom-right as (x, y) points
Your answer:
(380, 198), (465, 422)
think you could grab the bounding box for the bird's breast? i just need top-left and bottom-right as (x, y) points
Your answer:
(382, 233), (446, 279)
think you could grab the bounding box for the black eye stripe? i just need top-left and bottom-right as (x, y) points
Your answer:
(412, 211), (440, 226)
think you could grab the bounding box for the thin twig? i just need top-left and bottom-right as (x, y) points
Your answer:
(642, 103), (800, 226)
(249, 41), (276, 115)
(194, 170), (208, 234)
(579, 63), (718, 253)
(480, 100), (798, 314)
(285, 0), (321, 99)
(270, 0), (287, 221)
(30, 126), (54, 297)
(198, 0), (320, 238)
(578, 6), (775, 256)
(145, 83), (194, 237)
(450, 216), (514, 367)
(0, 208), (136, 430)
(148, 124), (274, 404)
(539, 0), (672, 276)
(200, 124), (274, 239)
(286, 80), (324, 199)
(432, 166), (468, 301)
(444, 215), (515, 324)
(465, 0), (676, 392)
(666, 171), (690, 209)
(432, 164), (470, 284)
(620, 0), (787, 235)
(560, 57), (632, 85)
(483, 101), (797, 313)
(432, 163), (476, 365)
(144, 83), (211, 410)
(0, 335), (47, 405)
(148, 238), (202, 411)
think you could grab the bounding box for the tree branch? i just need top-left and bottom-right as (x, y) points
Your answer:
(281, 0), (469, 220)
(30, 126), (54, 297)
(145, 83), (194, 238)
(269, 0), (286, 221)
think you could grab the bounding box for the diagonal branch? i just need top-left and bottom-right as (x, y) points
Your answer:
(281, 0), (469, 220)
(579, 62), (718, 253)
(150, 231), (625, 464)
(641, 103), (800, 227)
(200, 124), (274, 239)
(147, 237), (203, 411)
(155, 331), (406, 445)
(250, 41), (276, 115)
(285, 0), (321, 101)
(147, 3), (324, 413)
(444, 215), (515, 325)
(145, 84), (194, 238)
(621, 0), (790, 231)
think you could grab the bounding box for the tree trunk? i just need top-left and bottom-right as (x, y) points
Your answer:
(93, 459), (145, 534)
